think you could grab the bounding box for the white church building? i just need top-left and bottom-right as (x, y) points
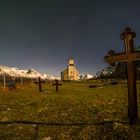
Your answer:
(61, 57), (79, 81)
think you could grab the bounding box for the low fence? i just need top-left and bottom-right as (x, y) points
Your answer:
(0, 75), (37, 90)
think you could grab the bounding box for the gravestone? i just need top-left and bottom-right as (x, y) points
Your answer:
(104, 27), (140, 124)
(52, 79), (62, 92)
(34, 77), (45, 92)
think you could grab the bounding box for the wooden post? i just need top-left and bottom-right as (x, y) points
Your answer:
(104, 27), (140, 124)
(21, 77), (23, 85)
(3, 74), (6, 89)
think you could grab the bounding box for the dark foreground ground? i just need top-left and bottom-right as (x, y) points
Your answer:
(0, 81), (140, 140)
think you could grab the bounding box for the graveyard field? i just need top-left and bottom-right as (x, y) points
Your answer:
(0, 80), (140, 140)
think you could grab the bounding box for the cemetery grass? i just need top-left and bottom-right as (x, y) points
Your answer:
(0, 81), (140, 140)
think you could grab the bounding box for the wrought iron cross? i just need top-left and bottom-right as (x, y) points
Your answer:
(104, 27), (140, 124)
(53, 79), (62, 92)
(34, 77), (45, 92)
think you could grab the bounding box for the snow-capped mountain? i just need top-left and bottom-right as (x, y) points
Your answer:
(100, 66), (116, 76)
(0, 65), (59, 80)
(42, 74), (61, 80)
(0, 65), (42, 78)
(79, 74), (95, 80)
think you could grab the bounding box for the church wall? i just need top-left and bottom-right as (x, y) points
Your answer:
(68, 65), (75, 80)
(74, 69), (79, 80)
(61, 69), (68, 80)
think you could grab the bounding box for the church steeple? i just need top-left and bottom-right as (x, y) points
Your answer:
(68, 57), (74, 66)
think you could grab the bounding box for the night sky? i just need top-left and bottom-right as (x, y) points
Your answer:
(0, 0), (140, 76)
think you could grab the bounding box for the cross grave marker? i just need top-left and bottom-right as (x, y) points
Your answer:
(34, 77), (45, 92)
(104, 27), (140, 124)
(53, 79), (62, 92)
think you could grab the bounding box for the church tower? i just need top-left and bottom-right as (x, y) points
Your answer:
(61, 57), (79, 81)
(67, 57), (75, 80)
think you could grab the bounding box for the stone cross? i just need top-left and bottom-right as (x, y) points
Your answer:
(53, 79), (62, 92)
(34, 77), (45, 92)
(104, 27), (140, 124)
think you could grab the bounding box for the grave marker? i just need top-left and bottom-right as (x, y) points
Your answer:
(34, 77), (45, 92)
(53, 79), (62, 92)
(104, 27), (140, 124)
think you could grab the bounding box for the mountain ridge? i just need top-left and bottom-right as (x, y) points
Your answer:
(0, 65), (60, 80)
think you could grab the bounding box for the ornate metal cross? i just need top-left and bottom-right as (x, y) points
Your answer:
(34, 77), (45, 92)
(53, 79), (62, 92)
(104, 27), (140, 124)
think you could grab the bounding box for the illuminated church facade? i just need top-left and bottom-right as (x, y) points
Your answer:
(61, 57), (79, 81)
